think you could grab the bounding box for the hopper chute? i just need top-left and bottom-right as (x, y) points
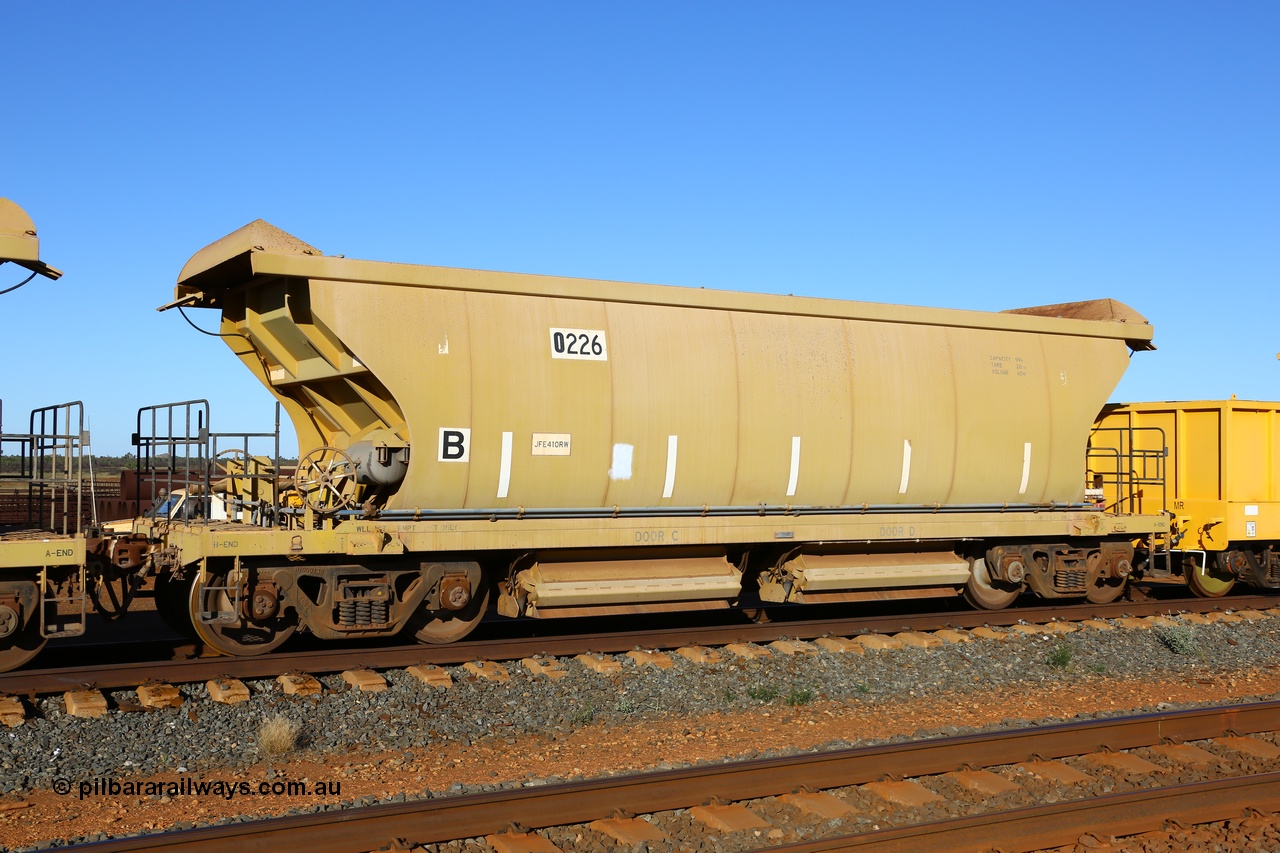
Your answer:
(163, 220), (411, 511)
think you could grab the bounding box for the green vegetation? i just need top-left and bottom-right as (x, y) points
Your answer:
(735, 683), (817, 705)
(1046, 642), (1073, 669)
(2, 453), (139, 477)
(1156, 624), (1202, 657)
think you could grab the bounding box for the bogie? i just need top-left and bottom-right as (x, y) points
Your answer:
(0, 581), (46, 672)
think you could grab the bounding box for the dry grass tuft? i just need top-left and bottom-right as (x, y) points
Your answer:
(257, 715), (301, 755)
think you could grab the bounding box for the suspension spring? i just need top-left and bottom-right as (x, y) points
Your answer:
(338, 600), (357, 626)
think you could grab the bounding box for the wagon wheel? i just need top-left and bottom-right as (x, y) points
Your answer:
(292, 446), (357, 513)
(1185, 555), (1235, 599)
(1084, 551), (1126, 604)
(963, 557), (1021, 610)
(188, 569), (296, 657)
(0, 594), (46, 673)
(88, 568), (143, 620)
(408, 579), (491, 644)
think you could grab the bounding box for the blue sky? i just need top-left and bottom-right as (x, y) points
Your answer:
(3, 2), (1276, 454)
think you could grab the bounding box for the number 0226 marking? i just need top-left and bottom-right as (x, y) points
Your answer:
(549, 328), (608, 361)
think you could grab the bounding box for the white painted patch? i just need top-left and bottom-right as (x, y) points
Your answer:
(1245, 505), (1259, 516)
(497, 431), (513, 498)
(786, 436), (801, 497)
(437, 336), (449, 355)
(438, 428), (470, 462)
(663, 435), (679, 499)
(1019, 442), (1032, 495)
(898, 439), (912, 495)
(609, 443), (634, 481)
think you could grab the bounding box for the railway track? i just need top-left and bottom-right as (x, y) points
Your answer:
(5, 592), (1277, 697)
(52, 700), (1280, 852)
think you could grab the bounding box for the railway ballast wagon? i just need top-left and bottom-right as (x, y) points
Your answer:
(148, 219), (1170, 656)
(1091, 399), (1280, 597)
(0, 199), (86, 671)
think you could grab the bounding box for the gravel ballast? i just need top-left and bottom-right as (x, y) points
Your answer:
(4, 613), (1278, 793)
(2, 610), (1279, 851)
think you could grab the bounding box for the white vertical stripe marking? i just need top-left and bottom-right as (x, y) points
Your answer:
(497, 431), (513, 498)
(663, 435), (678, 499)
(898, 439), (912, 495)
(1019, 441), (1032, 495)
(786, 436), (801, 497)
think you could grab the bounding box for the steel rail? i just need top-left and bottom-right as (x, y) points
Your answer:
(56, 700), (1280, 852)
(776, 773), (1280, 852)
(3, 593), (1277, 695)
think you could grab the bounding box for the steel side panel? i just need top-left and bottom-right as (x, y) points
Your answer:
(731, 313), (852, 504)
(1100, 400), (1280, 504)
(799, 566), (972, 590)
(1096, 400), (1280, 546)
(939, 327), (992, 504)
(528, 580), (743, 606)
(1183, 408), (1222, 502)
(1224, 501), (1280, 543)
(473, 292), (611, 508)
(532, 557), (739, 581)
(1036, 333), (1130, 499)
(1231, 409), (1264, 500)
(523, 558), (744, 605)
(280, 272), (1135, 512)
(1166, 499), (1280, 549)
(0, 537), (84, 568)
(178, 241), (1157, 516)
(602, 302), (739, 506)
(160, 511), (1166, 564)
(790, 552), (972, 590)
(845, 321), (956, 503)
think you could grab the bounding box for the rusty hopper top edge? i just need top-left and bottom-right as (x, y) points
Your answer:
(170, 219), (1154, 349)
